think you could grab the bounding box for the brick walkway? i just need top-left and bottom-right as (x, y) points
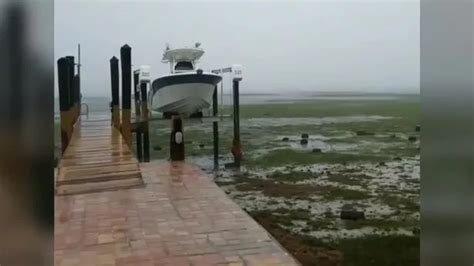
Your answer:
(55, 162), (299, 266)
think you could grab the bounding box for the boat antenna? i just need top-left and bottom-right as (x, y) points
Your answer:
(195, 42), (201, 48)
(165, 43), (170, 51)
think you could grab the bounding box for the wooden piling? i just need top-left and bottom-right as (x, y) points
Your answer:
(140, 82), (150, 162)
(133, 70), (143, 162)
(77, 44), (81, 108)
(140, 83), (148, 122)
(231, 80), (242, 167)
(136, 128), (143, 162)
(73, 74), (80, 117)
(170, 116), (185, 161)
(66, 58), (75, 140)
(212, 85), (219, 168)
(110, 56), (120, 129)
(120, 45), (132, 147)
(57, 57), (71, 153)
(65, 56), (77, 122)
(133, 71), (141, 117)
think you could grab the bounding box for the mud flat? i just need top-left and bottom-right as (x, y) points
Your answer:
(144, 95), (421, 266)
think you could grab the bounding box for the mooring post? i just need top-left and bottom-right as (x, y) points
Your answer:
(65, 56), (77, 122)
(170, 116), (185, 161)
(57, 58), (71, 153)
(77, 44), (81, 109)
(110, 56), (120, 129)
(74, 74), (80, 118)
(133, 70), (141, 117)
(141, 82), (150, 162)
(120, 45), (132, 147)
(212, 85), (219, 168)
(133, 70), (143, 162)
(65, 58), (75, 139)
(231, 80), (242, 167)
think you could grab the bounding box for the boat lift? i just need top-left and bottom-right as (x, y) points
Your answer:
(212, 65), (243, 168)
(113, 45), (243, 169)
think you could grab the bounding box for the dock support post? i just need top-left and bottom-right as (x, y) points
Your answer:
(170, 116), (185, 161)
(65, 58), (75, 140)
(141, 82), (150, 162)
(213, 85), (219, 169)
(78, 44), (81, 110)
(133, 71), (143, 162)
(231, 80), (242, 167)
(73, 74), (80, 118)
(133, 71), (141, 117)
(120, 44), (132, 147)
(65, 56), (77, 122)
(57, 58), (71, 153)
(110, 57), (120, 129)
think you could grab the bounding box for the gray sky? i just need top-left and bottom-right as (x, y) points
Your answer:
(55, 0), (420, 97)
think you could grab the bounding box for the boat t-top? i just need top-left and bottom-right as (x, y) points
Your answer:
(148, 43), (222, 118)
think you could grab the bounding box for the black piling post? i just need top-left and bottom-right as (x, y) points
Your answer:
(133, 70), (141, 117)
(212, 85), (219, 168)
(133, 70), (143, 162)
(57, 58), (71, 153)
(110, 56), (120, 129)
(143, 128), (150, 162)
(65, 56), (77, 122)
(73, 74), (80, 117)
(231, 80), (242, 167)
(65, 58), (75, 138)
(120, 45), (132, 147)
(170, 116), (185, 161)
(78, 44), (81, 108)
(141, 82), (150, 162)
(136, 128), (143, 162)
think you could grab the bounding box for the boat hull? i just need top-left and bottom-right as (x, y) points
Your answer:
(149, 73), (222, 114)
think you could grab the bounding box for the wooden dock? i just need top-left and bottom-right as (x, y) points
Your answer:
(54, 116), (299, 266)
(56, 118), (144, 195)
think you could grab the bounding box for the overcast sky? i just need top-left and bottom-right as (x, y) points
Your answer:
(55, 0), (420, 97)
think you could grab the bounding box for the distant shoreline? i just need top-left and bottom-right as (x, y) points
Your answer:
(53, 91), (420, 100)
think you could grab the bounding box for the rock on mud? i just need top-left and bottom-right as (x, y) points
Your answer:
(408, 136), (417, 142)
(153, 145), (162, 151)
(415, 125), (421, 132)
(282, 137), (289, 142)
(340, 210), (365, 220)
(312, 148), (322, 153)
(412, 227), (420, 235)
(356, 130), (375, 136)
(224, 162), (240, 169)
(324, 211), (334, 218)
(300, 139), (308, 145)
(315, 250), (343, 264)
(301, 133), (309, 139)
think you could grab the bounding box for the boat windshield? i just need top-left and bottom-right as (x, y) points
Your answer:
(175, 61), (194, 71)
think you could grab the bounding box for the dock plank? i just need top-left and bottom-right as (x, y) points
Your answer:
(56, 118), (143, 195)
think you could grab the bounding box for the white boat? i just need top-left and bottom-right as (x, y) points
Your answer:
(148, 43), (222, 117)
